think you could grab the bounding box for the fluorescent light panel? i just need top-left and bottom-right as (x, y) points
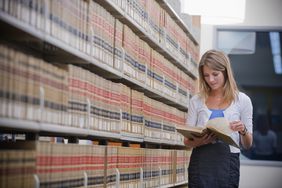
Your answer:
(180, 0), (246, 25)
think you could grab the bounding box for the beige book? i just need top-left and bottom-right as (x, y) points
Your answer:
(177, 117), (239, 148)
(113, 19), (123, 71)
(5, 150), (23, 187)
(22, 150), (36, 188)
(7, 48), (15, 118)
(13, 51), (28, 120)
(0, 45), (9, 117)
(0, 151), (6, 187)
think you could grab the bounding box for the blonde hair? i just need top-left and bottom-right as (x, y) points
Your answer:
(198, 50), (238, 103)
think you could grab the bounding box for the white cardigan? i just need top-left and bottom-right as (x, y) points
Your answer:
(186, 92), (253, 153)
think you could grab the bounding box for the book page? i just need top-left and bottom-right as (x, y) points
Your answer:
(206, 118), (233, 135)
(177, 118), (239, 148)
(206, 118), (239, 148)
(176, 126), (207, 140)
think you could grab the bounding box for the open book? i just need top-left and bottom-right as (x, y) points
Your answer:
(177, 117), (239, 148)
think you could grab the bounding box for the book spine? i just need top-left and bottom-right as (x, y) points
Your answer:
(113, 19), (123, 71)
(11, 50), (26, 120)
(0, 45), (9, 117)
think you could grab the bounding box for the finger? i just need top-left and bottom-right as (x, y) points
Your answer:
(200, 134), (209, 140)
(206, 135), (215, 143)
(229, 122), (236, 130)
(203, 135), (213, 143)
(209, 132), (216, 137)
(209, 134), (217, 140)
(230, 122), (241, 131)
(233, 120), (240, 124)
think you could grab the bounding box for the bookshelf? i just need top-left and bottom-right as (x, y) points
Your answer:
(0, 0), (199, 187)
(97, 0), (198, 79)
(158, 0), (199, 44)
(0, 11), (188, 111)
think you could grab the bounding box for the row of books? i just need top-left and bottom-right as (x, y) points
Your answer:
(109, 0), (200, 68)
(0, 0), (199, 82)
(63, 63), (187, 144)
(0, 44), (69, 125)
(0, 44), (187, 144)
(164, 0), (202, 61)
(0, 141), (191, 188)
(121, 24), (197, 100)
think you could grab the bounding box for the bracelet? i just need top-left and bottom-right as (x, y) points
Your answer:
(239, 125), (247, 136)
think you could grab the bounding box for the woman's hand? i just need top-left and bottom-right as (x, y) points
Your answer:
(230, 120), (246, 134)
(184, 132), (216, 148)
(230, 120), (253, 149)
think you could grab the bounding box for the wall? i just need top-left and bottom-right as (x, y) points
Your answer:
(240, 0), (282, 27)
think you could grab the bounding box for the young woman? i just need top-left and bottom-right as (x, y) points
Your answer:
(185, 50), (253, 188)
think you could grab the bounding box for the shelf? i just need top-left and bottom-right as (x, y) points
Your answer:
(0, 118), (187, 147)
(95, 0), (197, 80)
(173, 180), (188, 187)
(161, 181), (188, 188)
(0, 117), (120, 140)
(0, 11), (188, 111)
(120, 132), (144, 142)
(157, 0), (199, 45)
(144, 137), (185, 147)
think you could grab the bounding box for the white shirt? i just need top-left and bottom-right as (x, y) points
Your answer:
(186, 92), (253, 153)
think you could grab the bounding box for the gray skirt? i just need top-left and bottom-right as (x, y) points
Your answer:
(188, 142), (240, 188)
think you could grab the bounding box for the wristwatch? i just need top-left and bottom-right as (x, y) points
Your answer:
(239, 125), (248, 136)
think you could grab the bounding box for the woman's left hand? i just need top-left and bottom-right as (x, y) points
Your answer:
(230, 120), (252, 149)
(230, 120), (245, 133)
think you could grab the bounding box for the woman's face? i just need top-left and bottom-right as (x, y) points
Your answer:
(202, 65), (225, 91)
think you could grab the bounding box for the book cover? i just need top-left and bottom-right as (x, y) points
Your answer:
(177, 117), (239, 148)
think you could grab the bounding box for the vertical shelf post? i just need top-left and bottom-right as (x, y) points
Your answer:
(159, 167), (162, 187)
(84, 171), (88, 187)
(140, 167), (144, 188)
(33, 174), (40, 188)
(115, 168), (120, 188)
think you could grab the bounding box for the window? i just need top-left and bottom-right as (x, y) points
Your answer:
(216, 27), (282, 162)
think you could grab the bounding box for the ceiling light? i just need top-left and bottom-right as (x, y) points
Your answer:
(180, 0), (246, 25)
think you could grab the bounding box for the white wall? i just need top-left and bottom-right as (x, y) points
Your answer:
(200, 0), (282, 55)
(240, 0), (282, 27)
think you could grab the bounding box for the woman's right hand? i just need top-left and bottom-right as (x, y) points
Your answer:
(184, 132), (216, 148)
